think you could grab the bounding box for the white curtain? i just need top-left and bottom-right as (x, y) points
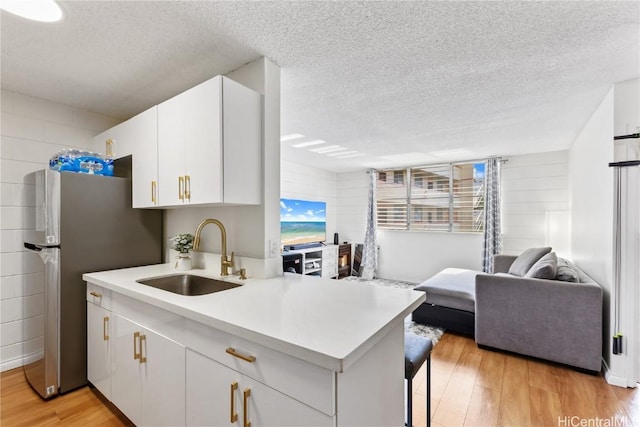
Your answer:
(482, 158), (502, 273)
(361, 170), (378, 280)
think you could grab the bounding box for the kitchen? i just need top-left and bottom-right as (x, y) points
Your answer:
(0, 2), (424, 426)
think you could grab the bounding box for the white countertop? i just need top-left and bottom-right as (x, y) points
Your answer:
(83, 264), (425, 372)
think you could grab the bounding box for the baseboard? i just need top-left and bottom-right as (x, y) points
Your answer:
(0, 356), (23, 373)
(602, 357), (635, 388)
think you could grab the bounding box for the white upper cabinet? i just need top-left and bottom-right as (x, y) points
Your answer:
(157, 75), (261, 207)
(93, 106), (159, 208)
(93, 75), (261, 209)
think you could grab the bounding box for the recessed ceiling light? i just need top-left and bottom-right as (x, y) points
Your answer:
(0, 0), (63, 22)
(327, 150), (358, 157)
(280, 133), (304, 142)
(310, 145), (344, 153)
(336, 153), (365, 159)
(292, 140), (326, 148)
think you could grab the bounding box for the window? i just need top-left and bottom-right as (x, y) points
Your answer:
(376, 161), (486, 232)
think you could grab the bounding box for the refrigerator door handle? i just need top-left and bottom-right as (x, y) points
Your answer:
(24, 242), (61, 252)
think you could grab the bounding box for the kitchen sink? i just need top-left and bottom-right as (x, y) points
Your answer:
(136, 274), (241, 296)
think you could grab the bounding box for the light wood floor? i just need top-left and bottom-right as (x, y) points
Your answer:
(1, 332), (638, 426)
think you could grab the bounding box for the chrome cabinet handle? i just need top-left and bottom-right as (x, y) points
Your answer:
(103, 316), (109, 341)
(243, 388), (251, 427)
(226, 347), (256, 363)
(230, 381), (238, 423)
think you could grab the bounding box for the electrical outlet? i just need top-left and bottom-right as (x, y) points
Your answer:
(269, 240), (279, 258)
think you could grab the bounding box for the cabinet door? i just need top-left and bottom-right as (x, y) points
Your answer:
(111, 315), (143, 426)
(87, 302), (111, 399)
(186, 350), (332, 427)
(158, 93), (187, 206)
(321, 246), (339, 278)
(221, 76), (261, 205)
(129, 106), (159, 208)
(183, 77), (223, 205)
(141, 326), (186, 427)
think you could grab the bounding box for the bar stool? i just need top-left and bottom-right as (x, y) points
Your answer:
(404, 333), (433, 427)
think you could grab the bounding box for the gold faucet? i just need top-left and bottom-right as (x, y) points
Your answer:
(193, 219), (234, 276)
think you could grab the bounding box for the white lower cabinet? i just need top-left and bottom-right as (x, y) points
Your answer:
(186, 349), (332, 427)
(111, 314), (186, 426)
(87, 301), (111, 400)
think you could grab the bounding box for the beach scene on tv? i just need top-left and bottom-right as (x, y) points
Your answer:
(280, 198), (327, 246)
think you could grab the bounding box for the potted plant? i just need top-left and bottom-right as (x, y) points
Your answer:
(170, 233), (194, 271)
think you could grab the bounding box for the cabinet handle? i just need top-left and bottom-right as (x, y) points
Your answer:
(178, 176), (184, 200)
(89, 291), (101, 298)
(133, 332), (140, 360)
(230, 381), (238, 423)
(184, 175), (191, 200)
(226, 347), (256, 363)
(103, 316), (109, 341)
(139, 334), (147, 364)
(243, 388), (251, 427)
(151, 181), (157, 204)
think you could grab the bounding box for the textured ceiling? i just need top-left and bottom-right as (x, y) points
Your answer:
(2, 1), (639, 172)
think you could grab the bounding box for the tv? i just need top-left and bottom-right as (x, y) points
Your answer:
(280, 198), (326, 249)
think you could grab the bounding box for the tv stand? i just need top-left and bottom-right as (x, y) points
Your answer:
(286, 245), (339, 278)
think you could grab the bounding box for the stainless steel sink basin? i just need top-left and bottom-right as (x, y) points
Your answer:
(136, 274), (241, 296)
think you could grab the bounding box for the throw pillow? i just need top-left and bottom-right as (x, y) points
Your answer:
(556, 258), (580, 282)
(525, 252), (558, 279)
(508, 247), (552, 277)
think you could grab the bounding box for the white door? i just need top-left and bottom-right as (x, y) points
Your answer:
(141, 328), (186, 427)
(111, 315), (143, 426)
(183, 77), (223, 205)
(130, 106), (159, 208)
(186, 349), (332, 427)
(158, 92), (187, 206)
(87, 302), (111, 399)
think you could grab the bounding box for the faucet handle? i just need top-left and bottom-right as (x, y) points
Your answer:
(229, 251), (235, 266)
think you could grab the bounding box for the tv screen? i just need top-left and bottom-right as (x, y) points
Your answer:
(280, 198), (326, 247)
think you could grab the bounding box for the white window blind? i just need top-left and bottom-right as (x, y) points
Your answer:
(376, 161), (486, 232)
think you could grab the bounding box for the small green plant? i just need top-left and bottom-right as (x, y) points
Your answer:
(169, 233), (194, 254)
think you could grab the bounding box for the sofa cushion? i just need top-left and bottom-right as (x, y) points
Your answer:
(525, 252), (558, 279)
(556, 258), (580, 282)
(508, 247), (552, 277)
(413, 268), (479, 313)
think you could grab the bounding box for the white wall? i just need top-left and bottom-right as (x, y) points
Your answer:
(613, 78), (640, 137)
(336, 171), (369, 245)
(501, 151), (570, 258)
(164, 58), (282, 277)
(0, 90), (119, 371)
(568, 88), (618, 381)
(281, 160), (337, 244)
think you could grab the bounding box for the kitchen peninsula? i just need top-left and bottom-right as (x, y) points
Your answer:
(84, 264), (425, 426)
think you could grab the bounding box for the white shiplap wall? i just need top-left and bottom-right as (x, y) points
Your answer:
(280, 160), (337, 245)
(0, 90), (119, 371)
(501, 151), (570, 257)
(335, 171), (368, 245)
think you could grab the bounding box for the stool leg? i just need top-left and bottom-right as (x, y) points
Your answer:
(407, 377), (413, 427)
(426, 355), (431, 427)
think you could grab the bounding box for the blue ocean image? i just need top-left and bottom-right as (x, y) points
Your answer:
(280, 198), (326, 245)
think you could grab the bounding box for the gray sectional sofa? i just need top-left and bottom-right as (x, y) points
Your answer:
(412, 248), (604, 372)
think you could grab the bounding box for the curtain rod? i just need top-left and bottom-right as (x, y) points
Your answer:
(614, 133), (640, 140)
(609, 160), (640, 168)
(367, 156), (505, 173)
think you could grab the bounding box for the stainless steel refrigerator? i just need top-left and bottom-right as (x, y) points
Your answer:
(23, 164), (162, 399)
